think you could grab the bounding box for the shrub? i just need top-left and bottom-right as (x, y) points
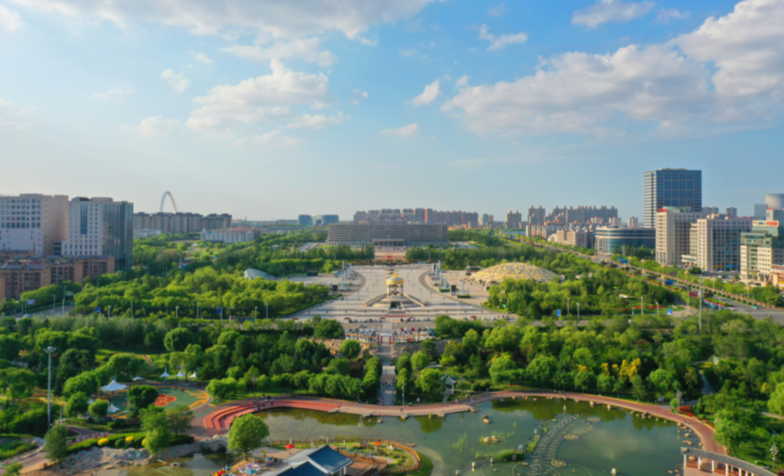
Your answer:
(115, 438), (125, 448)
(125, 436), (135, 445)
(98, 438), (110, 447)
(67, 433), (146, 455)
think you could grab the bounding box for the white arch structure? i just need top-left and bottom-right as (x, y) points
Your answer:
(160, 191), (178, 213)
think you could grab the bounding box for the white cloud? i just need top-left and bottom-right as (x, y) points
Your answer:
(186, 59), (331, 131)
(0, 98), (32, 130)
(572, 0), (654, 28)
(122, 116), (180, 137)
(286, 112), (344, 129)
(478, 24), (527, 51)
(675, 0), (784, 101)
(381, 123), (418, 136)
(253, 130), (301, 147)
(400, 48), (418, 57)
(352, 90), (368, 104)
(93, 87), (134, 100)
(488, 3), (508, 18)
(455, 75), (469, 88)
(411, 80), (440, 106)
(443, 0), (784, 137)
(0, 5), (22, 31)
(194, 52), (214, 65)
(9, 0), (437, 39)
(161, 68), (190, 92)
(222, 38), (334, 67)
(443, 44), (711, 135)
(656, 8), (689, 23)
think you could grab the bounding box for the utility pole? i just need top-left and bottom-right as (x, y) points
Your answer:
(699, 278), (703, 333)
(197, 301), (199, 319)
(772, 444), (779, 470)
(176, 306), (179, 318)
(641, 296), (643, 316)
(45, 347), (56, 426)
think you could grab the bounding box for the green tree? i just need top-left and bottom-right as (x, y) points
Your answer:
(3, 462), (23, 476)
(339, 340), (361, 360)
(141, 406), (172, 455)
(44, 424), (69, 463)
(647, 368), (674, 398)
(167, 404), (195, 436)
(411, 351), (430, 371)
(768, 382), (784, 417)
(164, 328), (192, 352)
(314, 320), (344, 339)
(63, 372), (99, 398)
(0, 335), (21, 361)
(128, 385), (159, 418)
(597, 374), (616, 395)
(489, 355), (517, 386)
(420, 340), (438, 359)
(89, 400), (109, 419)
(66, 392), (89, 418)
(632, 375), (649, 401)
(0, 368), (37, 405)
(327, 358), (351, 376)
(228, 414), (270, 460)
(526, 356), (557, 387)
(416, 368), (444, 397)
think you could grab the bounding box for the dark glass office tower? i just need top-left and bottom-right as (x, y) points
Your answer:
(643, 169), (702, 228)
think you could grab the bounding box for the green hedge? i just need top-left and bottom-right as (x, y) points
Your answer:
(404, 452), (433, 476)
(0, 441), (38, 461)
(67, 432), (195, 455)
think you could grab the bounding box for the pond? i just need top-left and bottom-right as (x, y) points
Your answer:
(103, 398), (695, 476)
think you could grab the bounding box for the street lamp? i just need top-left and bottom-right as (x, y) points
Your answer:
(108, 305), (112, 318)
(771, 444), (779, 469)
(567, 297), (570, 315)
(255, 307), (258, 318)
(130, 300), (134, 318)
(45, 346), (56, 426)
(176, 306), (180, 318)
(577, 303), (580, 320)
(656, 301), (659, 317)
(265, 301), (269, 319)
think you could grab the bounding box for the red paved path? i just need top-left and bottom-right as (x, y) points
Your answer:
(192, 390), (723, 454)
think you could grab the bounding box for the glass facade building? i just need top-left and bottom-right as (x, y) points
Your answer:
(594, 227), (656, 255)
(643, 169), (702, 228)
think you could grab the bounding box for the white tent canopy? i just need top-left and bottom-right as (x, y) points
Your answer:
(132, 376), (145, 381)
(189, 371), (198, 379)
(108, 403), (120, 414)
(100, 379), (128, 392)
(175, 371), (186, 378)
(160, 368), (171, 378)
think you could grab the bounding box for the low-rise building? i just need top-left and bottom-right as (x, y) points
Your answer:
(655, 207), (710, 266)
(327, 223), (448, 246)
(199, 228), (257, 244)
(0, 253), (114, 300)
(594, 226), (655, 255)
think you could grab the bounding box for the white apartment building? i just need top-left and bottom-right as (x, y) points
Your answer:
(655, 207), (709, 266)
(61, 197), (134, 269)
(200, 229), (256, 244)
(683, 215), (753, 272)
(0, 194), (68, 255)
(628, 217), (639, 228)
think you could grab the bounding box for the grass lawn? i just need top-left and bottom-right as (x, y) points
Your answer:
(95, 347), (164, 365)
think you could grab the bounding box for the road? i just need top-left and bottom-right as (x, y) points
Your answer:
(10, 304), (76, 319)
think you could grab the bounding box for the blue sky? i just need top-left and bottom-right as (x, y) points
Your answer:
(1, 0), (783, 222)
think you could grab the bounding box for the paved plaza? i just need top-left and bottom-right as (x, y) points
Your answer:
(288, 264), (511, 323)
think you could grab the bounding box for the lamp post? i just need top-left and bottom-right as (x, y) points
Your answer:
(771, 444), (779, 470)
(577, 303), (580, 321)
(265, 301), (269, 319)
(45, 346), (56, 426)
(699, 277), (703, 333)
(176, 306), (179, 318)
(656, 301), (659, 317)
(130, 300), (133, 318)
(108, 305), (112, 318)
(255, 307), (258, 318)
(567, 298), (570, 315)
(675, 390), (682, 412)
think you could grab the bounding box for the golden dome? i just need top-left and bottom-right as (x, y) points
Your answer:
(386, 272), (405, 285)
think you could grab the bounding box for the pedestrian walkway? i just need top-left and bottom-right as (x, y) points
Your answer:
(379, 322), (396, 405)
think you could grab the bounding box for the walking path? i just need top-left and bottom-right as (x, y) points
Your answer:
(191, 390), (723, 454)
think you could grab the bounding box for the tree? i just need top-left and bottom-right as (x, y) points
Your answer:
(339, 340), (361, 360)
(526, 356), (557, 387)
(416, 368), (444, 397)
(632, 375), (649, 401)
(63, 372), (99, 398)
(66, 392), (89, 418)
(167, 404), (194, 436)
(573, 371), (595, 392)
(44, 424), (69, 463)
(3, 462), (23, 476)
(141, 406), (172, 455)
(164, 328), (192, 352)
(0, 368), (37, 405)
(647, 368), (674, 398)
(106, 353), (146, 382)
(489, 355), (517, 386)
(89, 400), (109, 419)
(420, 340), (438, 360)
(597, 374), (616, 395)
(768, 382), (784, 418)
(314, 320), (344, 339)
(411, 351), (430, 371)
(327, 359), (351, 376)
(228, 414), (270, 460)
(0, 335), (21, 361)
(128, 386), (159, 418)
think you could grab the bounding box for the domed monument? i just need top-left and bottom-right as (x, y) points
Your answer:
(363, 270), (428, 310)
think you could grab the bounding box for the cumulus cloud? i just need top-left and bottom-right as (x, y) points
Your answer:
(161, 69), (190, 92)
(381, 123), (418, 136)
(478, 24), (527, 51)
(93, 87), (134, 100)
(186, 59), (332, 131)
(8, 0), (437, 40)
(222, 38), (334, 67)
(253, 130), (301, 147)
(443, 0), (784, 137)
(286, 112), (344, 129)
(455, 75), (469, 88)
(352, 90), (368, 104)
(488, 3), (508, 18)
(400, 48), (418, 57)
(572, 0), (654, 28)
(411, 80), (440, 106)
(0, 5), (22, 31)
(194, 52), (214, 65)
(122, 116), (180, 137)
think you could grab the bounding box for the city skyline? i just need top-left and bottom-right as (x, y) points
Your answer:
(2, 0), (784, 219)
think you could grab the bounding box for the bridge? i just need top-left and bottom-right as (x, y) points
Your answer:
(529, 415), (580, 476)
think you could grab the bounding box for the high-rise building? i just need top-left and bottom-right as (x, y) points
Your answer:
(754, 204), (768, 220)
(506, 210), (522, 228)
(644, 169), (702, 228)
(725, 207), (737, 218)
(766, 194), (784, 209)
(628, 217), (639, 228)
(0, 194), (68, 255)
(655, 207), (709, 266)
(133, 212), (231, 233)
(681, 214), (753, 272)
(546, 206), (618, 225)
(527, 206), (546, 226)
(740, 209), (784, 282)
(353, 211), (368, 223)
(298, 214), (314, 226)
(326, 223), (448, 246)
(61, 197), (134, 270)
(300, 214), (339, 226)
(479, 214), (492, 227)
